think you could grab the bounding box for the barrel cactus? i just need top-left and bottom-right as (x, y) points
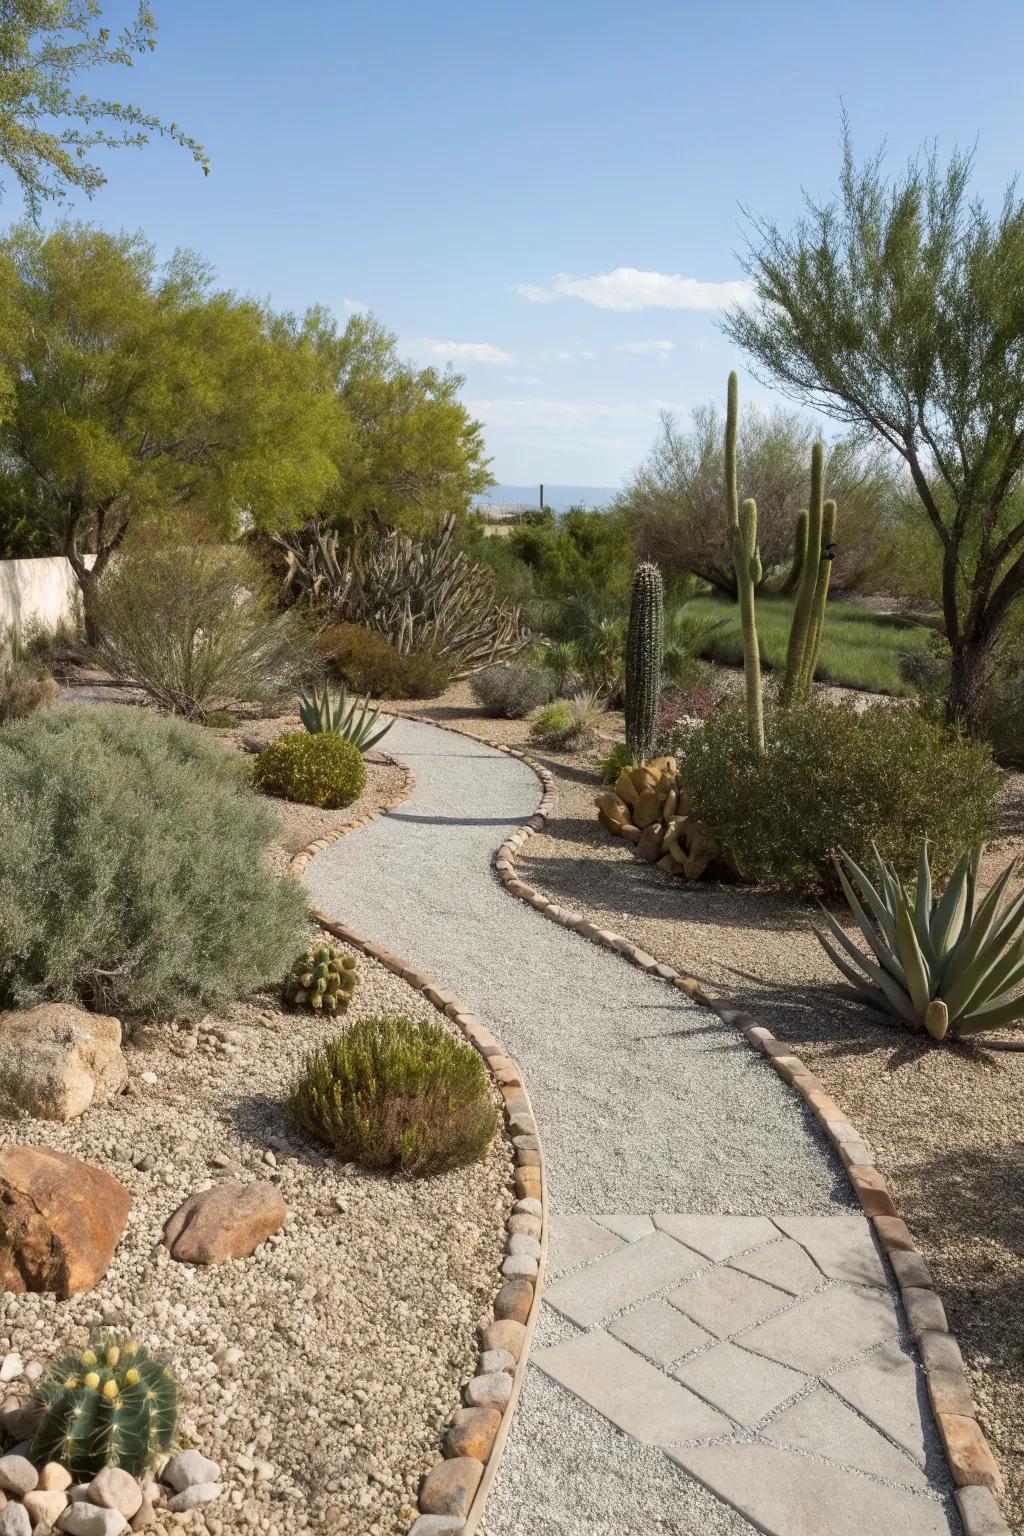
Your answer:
(284, 945), (358, 1014)
(30, 1334), (178, 1479)
(624, 561), (664, 764)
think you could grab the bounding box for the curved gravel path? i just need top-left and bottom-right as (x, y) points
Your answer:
(305, 717), (960, 1536)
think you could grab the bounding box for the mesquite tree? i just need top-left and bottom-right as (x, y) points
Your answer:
(624, 559), (663, 763)
(724, 131), (1024, 735)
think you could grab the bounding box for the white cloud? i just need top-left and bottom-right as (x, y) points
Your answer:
(469, 398), (655, 427)
(618, 339), (675, 355)
(516, 267), (753, 312)
(343, 296), (368, 313)
(413, 339), (514, 364)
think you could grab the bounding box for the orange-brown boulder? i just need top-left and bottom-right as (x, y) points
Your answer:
(163, 1181), (286, 1264)
(0, 1146), (131, 1295)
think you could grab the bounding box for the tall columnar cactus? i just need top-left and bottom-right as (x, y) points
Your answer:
(624, 560), (664, 764)
(782, 442), (838, 703)
(31, 1334), (179, 1479)
(724, 372), (765, 753)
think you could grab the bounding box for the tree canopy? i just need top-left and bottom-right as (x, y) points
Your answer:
(723, 130), (1024, 730)
(0, 1), (208, 217)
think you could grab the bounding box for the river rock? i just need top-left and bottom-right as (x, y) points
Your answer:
(162, 1183), (286, 1264)
(88, 1468), (142, 1519)
(0, 1005), (127, 1122)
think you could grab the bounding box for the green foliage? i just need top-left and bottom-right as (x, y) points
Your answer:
(599, 741), (639, 783)
(724, 129), (1024, 733)
(284, 944), (358, 1015)
(676, 696), (999, 894)
(323, 623), (451, 700)
(530, 693), (606, 750)
(298, 682), (393, 752)
(288, 1015), (498, 1176)
(624, 560), (664, 763)
(687, 594), (933, 696)
(31, 1332), (178, 1480)
(91, 539), (317, 719)
(0, 705), (309, 1016)
(470, 662), (551, 719)
(254, 731), (366, 809)
(509, 505), (636, 606)
(0, 3), (208, 218)
(818, 843), (1024, 1039)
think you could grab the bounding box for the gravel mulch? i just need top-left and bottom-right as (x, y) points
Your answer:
(400, 681), (1024, 1533)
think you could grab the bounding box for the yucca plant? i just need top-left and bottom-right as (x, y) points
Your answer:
(815, 841), (1024, 1040)
(298, 683), (394, 752)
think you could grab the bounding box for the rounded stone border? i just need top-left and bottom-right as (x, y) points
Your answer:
(285, 752), (548, 1536)
(454, 730), (1008, 1536)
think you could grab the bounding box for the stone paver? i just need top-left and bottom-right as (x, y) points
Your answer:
(668, 1443), (954, 1536)
(544, 1229), (704, 1328)
(547, 1213), (623, 1275)
(535, 1329), (732, 1446)
(829, 1340), (931, 1466)
(654, 1214), (779, 1261)
(742, 1284), (899, 1375)
(669, 1267), (793, 1339)
(764, 1387), (930, 1487)
(594, 1213), (656, 1242)
(728, 1237), (826, 1297)
(671, 1342), (807, 1427)
(774, 1214), (887, 1288)
(608, 1299), (714, 1367)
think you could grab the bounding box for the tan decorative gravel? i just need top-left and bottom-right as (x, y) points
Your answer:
(399, 682), (1024, 1534)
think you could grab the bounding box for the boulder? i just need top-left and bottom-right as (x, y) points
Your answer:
(162, 1183), (286, 1264)
(0, 1005), (127, 1123)
(0, 1147), (131, 1296)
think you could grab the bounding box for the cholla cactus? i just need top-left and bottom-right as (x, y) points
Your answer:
(30, 1333), (178, 1479)
(284, 945), (358, 1014)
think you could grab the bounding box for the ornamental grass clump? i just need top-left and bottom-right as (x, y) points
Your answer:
(817, 842), (1024, 1040)
(675, 695), (999, 894)
(254, 731), (365, 808)
(471, 662), (550, 719)
(31, 1333), (178, 1480)
(0, 705), (308, 1017)
(530, 692), (606, 750)
(288, 1015), (498, 1175)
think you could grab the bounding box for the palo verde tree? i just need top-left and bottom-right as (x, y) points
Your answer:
(0, 223), (339, 638)
(0, 2), (208, 217)
(724, 130), (1024, 734)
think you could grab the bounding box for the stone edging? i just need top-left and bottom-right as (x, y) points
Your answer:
(462, 735), (1008, 1536)
(285, 754), (548, 1536)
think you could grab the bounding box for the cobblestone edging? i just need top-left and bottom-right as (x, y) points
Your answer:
(285, 757), (549, 1536)
(463, 735), (1009, 1536)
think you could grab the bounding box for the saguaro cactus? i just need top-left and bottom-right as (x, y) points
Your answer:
(724, 372), (765, 754)
(625, 559), (664, 763)
(783, 441), (838, 702)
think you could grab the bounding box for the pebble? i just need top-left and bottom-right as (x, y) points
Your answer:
(140, 1072), (158, 1086)
(0, 1357), (20, 1385)
(165, 1482), (223, 1513)
(0, 1456), (36, 1496)
(0, 1505), (30, 1536)
(56, 1505), (129, 1535)
(88, 1468), (143, 1519)
(162, 1452), (220, 1493)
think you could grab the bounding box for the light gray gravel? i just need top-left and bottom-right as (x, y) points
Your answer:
(305, 718), (868, 1536)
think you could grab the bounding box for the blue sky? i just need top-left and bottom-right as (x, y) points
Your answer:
(22, 0), (1024, 488)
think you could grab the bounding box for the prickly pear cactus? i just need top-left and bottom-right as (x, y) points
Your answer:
(30, 1333), (179, 1479)
(284, 945), (358, 1014)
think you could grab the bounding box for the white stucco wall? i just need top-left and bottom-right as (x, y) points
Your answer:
(0, 556), (91, 635)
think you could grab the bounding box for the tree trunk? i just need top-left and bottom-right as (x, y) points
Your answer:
(79, 567), (101, 647)
(946, 635), (995, 736)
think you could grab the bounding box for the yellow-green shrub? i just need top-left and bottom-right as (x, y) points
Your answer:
(254, 731), (365, 808)
(322, 623), (451, 699)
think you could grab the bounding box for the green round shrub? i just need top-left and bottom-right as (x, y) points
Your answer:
(288, 1015), (499, 1175)
(0, 704), (309, 1017)
(254, 730), (366, 808)
(676, 695), (1000, 894)
(323, 623), (451, 699)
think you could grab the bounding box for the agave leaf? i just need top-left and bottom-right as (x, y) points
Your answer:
(942, 859), (1020, 993)
(947, 936), (1024, 1022)
(813, 923), (919, 1024)
(914, 839), (933, 941)
(965, 843), (984, 929)
(929, 848), (974, 964)
(830, 865), (906, 985)
(836, 850), (901, 953)
(895, 901), (933, 1019)
(952, 991), (1024, 1035)
(813, 928), (898, 1015)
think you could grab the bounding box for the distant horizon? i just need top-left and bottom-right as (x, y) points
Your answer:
(474, 482), (616, 514)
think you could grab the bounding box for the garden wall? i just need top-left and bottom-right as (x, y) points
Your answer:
(0, 556), (89, 634)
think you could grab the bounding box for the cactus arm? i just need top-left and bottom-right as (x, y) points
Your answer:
(779, 508), (808, 597)
(725, 371), (740, 529)
(782, 441), (825, 703)
(799, 498), (837, 693)
(730, 499), (765, 753)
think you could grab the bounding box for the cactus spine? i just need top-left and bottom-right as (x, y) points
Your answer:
(624, 560), (664, 764)
(782, 442), (837, 702)
(725, 372), (765, 753)
(31, 1333), (179, 1479)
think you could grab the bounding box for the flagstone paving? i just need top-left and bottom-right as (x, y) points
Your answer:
(308, 718), (961, 1536)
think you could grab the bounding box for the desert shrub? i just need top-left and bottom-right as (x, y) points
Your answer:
(323, 623), (451, 699)
(254, 731), (365, 808)
(91, 540), (317, 719)
(288, 1015), (498, 1175)
(599, 741), (638, 782)
(676, 696), (999, 893)
(0, 634), (58, 722)
(530, 692), (606, 750)
(0, 705), (308, 1016)
(471, 662), (550, 718)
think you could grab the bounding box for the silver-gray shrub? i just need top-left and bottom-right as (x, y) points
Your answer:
(470, 662), (550, 719)
(91, 541), (317, 719)
(0, 705), (309, 1018)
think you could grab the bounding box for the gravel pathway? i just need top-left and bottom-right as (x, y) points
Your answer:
(305, 717), (959, 1536)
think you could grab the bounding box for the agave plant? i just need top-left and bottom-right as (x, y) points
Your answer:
(815, 842), (1024, 1040)
(298, 683), (394, 752)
